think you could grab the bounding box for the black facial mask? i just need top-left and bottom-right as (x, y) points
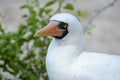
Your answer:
(49, 20), (69, 39)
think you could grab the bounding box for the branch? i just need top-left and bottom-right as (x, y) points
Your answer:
(84, 0), (119, 31)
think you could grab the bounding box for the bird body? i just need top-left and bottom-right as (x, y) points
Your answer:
(34, 13), (120, 80)
(46, 39), (120, 80)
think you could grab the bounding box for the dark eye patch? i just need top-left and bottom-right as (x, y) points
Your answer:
(58, 22), (68, 30)
(49, 20), (69, 39)
(49, 20), (68, 30)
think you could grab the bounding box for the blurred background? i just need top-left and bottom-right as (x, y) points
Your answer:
(0, 0), (120, 80)
(0, 0), (120, 54)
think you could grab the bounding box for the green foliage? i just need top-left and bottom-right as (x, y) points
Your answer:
(0, 0), (87, 80)
(44, 0), (56, 7)
(64, 3), (74, 10)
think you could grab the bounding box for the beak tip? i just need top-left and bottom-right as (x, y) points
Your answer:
(33, 35), (36, 37)
(34, 32), (39, 37)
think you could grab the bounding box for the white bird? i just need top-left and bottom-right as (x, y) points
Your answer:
(34, 13), (120, 80)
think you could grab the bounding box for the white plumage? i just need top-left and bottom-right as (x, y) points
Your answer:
(34, 13), (120, 80)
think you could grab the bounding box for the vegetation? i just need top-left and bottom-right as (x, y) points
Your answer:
(0, 0), (86, 80)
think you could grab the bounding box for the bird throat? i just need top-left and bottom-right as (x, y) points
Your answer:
(53, 29), (68, 39)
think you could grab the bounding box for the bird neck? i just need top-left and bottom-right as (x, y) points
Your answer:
(46, 38), (83, 80)
(47, 36), (84, 63)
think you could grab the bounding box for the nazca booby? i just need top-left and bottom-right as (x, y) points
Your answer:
(34, 13), (120, 80)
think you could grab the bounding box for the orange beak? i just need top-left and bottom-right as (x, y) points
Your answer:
(34, 21), (65, 37)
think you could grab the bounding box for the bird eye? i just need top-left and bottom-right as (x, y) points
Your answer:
(63, 23), (68, 28)
(57, 22), (68, 30)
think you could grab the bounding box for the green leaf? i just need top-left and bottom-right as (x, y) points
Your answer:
(44, 0), (56, 7)
(77, 11), (83, 16)
(22, 14), (28, 18)
(34, 38), (42, 47)
(27, 16), (38, 25)
(20, 5), (28, 9)
(20, 5), (35, 15)
(39, 8), (45, 16)
(64, 3), (74, 10)
(45, 9), (52, 14)
(0, 24), (4, 34)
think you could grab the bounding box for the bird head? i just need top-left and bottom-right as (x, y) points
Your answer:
(34, 13), (83, 44)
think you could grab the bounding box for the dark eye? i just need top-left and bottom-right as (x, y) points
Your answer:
(58, 22), (68, 30)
